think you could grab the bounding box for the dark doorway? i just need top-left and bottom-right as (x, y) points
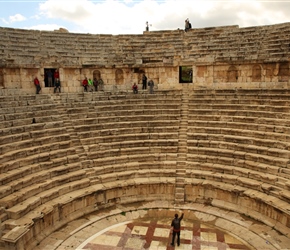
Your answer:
(179, 66), (192, 83)
(44, 68), (59, 87)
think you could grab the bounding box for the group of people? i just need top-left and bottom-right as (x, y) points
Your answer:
(34, 74), (155, 95)
(34, 76), (61, 94)
(132, 74), (155, 94)
(82, 77), (103, 92)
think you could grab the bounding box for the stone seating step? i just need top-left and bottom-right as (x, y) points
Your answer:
(0, 133), (70, 155)
(73, 120), (180, 132)
(186, 160), (288, 195)
(187, 168), (282, 192)
(188, 124), (290, 141)
(184, 178), (289, 215)
(0, 162), (84, 204)
(188, 146), (289, 168)
(188, 108), (290, 119)
(188, 103), (290, 113)
(0, 140), (71, 166)
(3, 172), (89, 220)
(92, 153), (177, 169)
(187, 138), (290, 159)
(92, 104), (181, 113)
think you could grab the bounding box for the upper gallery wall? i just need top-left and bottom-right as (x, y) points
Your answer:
(0, 22), (290, 93)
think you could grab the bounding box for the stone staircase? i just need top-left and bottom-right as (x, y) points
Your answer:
(174, 86), (189, 204)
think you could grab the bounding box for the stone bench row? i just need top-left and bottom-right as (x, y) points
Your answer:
(0, 114), (67, 129)
(188, 108), (290, 120)
(70, 115), (180, 127)
(186, 153), (289, 189)
(4, 176), (289, 250)
(188, 97), (290, 106)
(1, 177), (174, 250)
(79, 131), (178, 145)
(91, 153), (178, 168)
(2, 47), (276, 65)
(188, 103), (290, 113)
(0, 161), (84, 209)
(188, 114), (290, 127)
(74, 120), (178, 132)
(0, 130), (69, 155)
(0, 145), (77, 176)
(84, 145), (289, 194)
(93, 138), (178, 151)
(0, 94), (52, 103)
(190, 93), (290, 100)
(0, 96), (180, 111)
(188, 138), (290, 160)
(88, 145), (178, 160)
(188, 146), (288, 168)
(184, 179), (290, 237)
(188, 127), (290, 147)
(3, 173), (89, 220)
(0, 121), (64, 137)
(189, 121), (290, 141)
(188, 160), (290, 191)
(186, 169), (289, 202)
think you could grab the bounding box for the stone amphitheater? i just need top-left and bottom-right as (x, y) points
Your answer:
(0, 22), (290, 250)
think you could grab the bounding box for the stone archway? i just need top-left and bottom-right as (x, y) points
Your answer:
(93, 70), (101, 80)
(227, 65), (238, 82)
(115, 69), (124, 85)
(278, 62), (289, 82)
(252, 64), (262, 82)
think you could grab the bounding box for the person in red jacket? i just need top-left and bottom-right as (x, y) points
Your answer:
(54, 69), (59, 84)
(33, 76), (41, 94)
(132, 83), (138, 94)
(82, 77), (88, 92)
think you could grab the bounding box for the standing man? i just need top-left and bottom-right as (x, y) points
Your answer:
(142, 74), (147, 90)
(47, 69), (53, 87)
(54, 78), (61, 93)
(170, 213), (184, 247)
(148, 79), (154, 94)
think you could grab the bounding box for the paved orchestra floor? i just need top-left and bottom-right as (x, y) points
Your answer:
(76, 217), (251, 250)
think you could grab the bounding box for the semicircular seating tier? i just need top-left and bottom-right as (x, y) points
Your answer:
(0, 89), (290, 250)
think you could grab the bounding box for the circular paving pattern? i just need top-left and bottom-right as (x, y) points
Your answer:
(76, 217), (252, 250)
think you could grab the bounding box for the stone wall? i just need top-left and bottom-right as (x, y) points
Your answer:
(0, 22), (290, 93)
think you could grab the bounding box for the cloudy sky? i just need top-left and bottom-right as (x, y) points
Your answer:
(0, 0), (290, 35)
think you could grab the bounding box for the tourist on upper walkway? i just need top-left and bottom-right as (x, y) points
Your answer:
(93, 78), (98, 91)
(33, 76), (41, 94)
(142, 74), (147, 89)
(170, 213), (184, 247)
(148, 79), (154, 94)
(47, 69), (53, 87)
(132, 83), (138, 94)
(54, 78), (61, 93)
(88, 78), (93, 92)
(54, 69), (59, 84)
(98, 78), (104, 91)
(185, 18), (191, 32)
(82, 77), (88, 92)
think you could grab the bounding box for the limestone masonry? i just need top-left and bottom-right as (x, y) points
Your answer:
(0, 22), (290, 94)
(0, 23), (290, 250)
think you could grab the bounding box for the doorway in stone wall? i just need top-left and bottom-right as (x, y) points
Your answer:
(179, 66), (192, 83)
(93, 70), (101, 80)
(44, 68), (58, 87)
